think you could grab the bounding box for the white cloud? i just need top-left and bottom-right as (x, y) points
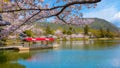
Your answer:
(110, 12), (120, 27)
(81, 0), (120, 27)
(83, 6), (120, 27)
(111, 12), (120, 22)
(84, 6), (118, 22)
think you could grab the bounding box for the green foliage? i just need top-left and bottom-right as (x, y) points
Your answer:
(37, 18), (119, 33)
(0, 51), (7, 64)
(89, 18), (119, 32)
(63, 29), (67, 34)
(45, 26), (53, 35)
(99, 28), (105, 38)
(62, 26), (74, 35)
(90, 28), (116, 38)
(62, 37), (67, 41)
(30, 18), (119, 38)
(0, 63), (25, 68)
(37, 22), (82, 33)
(67, 27), (73, 35)
(84, 25), (89, 35)
(0, 37), (8, 45)
(1, 38), (8, 42)
(90, 29), (100, 38)
(23, 30), (34, 37)
(0, 51), (30, 68)
(106, 32), (115, 38)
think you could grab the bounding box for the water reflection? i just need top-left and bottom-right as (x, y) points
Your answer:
(0, 50), (31, 68)
(0, 63), (25, 68)
(0, 51), (7, 64)
(60, 40), (120, 50)
(1, 40), (120, 68)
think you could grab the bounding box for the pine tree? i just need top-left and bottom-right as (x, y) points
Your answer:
(84, 25), (89, 35)
(45, 26), (53, 35)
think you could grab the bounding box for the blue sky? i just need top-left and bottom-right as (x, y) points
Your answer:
(81, 0), (120, 27)
(39, 0), (120, 27)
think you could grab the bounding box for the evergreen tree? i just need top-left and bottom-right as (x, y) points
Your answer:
(84, 25), (89, 35)
(105, 28), (115, 38)
(67, 26), (73, 35)
(106, 28), (110, 37)
(45, 26), (53, 35)
(63, 29), (67, 34)
(99, 28), (105, 38)
(23, 30), (34, 37)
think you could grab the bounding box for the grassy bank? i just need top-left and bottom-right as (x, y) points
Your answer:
(91, 38), (120, 40)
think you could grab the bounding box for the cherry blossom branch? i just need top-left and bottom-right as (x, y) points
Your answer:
(11, 11), (41, 33)
(15, 0), (22, 9)
(0, 0), (101, 13)
(0, 0), (101, 39)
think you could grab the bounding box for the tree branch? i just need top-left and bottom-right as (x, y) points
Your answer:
(15, 0), (22, 9)
(0, 0), (101, 39)
(0, 0), (101, 13)
(12, 11), (41, 33)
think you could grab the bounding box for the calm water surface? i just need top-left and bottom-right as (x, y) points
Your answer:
(1, 40), (120, 68)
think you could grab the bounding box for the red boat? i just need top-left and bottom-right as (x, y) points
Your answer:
(24, 37), (54, 42)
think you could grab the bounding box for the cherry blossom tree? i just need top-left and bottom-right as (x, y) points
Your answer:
(0, 0), (101, 39)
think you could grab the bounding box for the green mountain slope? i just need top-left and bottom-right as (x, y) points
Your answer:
(89, 18), (119, 32)
(36, 18), (119, 32)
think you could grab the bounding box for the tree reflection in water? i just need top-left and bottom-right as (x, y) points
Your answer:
(0, 50), (31, 68)
(0, 51), (7, 64)
(60, 40), (120, 50)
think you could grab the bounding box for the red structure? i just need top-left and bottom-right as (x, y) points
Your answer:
(24, 37), (54, 42)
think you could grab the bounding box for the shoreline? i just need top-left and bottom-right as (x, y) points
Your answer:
(1, 38), (120, 46)
(57, 38), (120, 41)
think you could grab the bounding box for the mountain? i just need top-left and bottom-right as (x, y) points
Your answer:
(35, 18), (119, 32)
(89, 18), (119, 32)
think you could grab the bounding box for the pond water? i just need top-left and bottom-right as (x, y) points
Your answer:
(1, 40), (120, 68)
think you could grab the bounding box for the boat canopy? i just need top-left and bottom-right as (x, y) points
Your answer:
(24, 37), (54, 42)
